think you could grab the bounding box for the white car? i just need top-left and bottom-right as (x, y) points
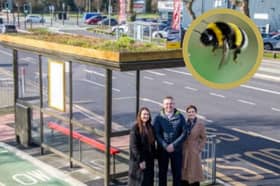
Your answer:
(25, 15), (45, 23)
(111, 24), (128, 34)
(152, 27), (171, 38)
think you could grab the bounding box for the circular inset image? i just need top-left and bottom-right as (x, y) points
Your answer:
(183, 8), (263, 89)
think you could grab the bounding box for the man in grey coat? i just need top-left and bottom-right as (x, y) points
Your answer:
(153, 96), (188, 186)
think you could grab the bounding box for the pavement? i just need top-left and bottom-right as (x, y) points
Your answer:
(0, 113), (225, 186)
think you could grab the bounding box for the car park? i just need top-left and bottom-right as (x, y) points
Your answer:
(25, 15), (45, 23)
(263, 34), (280, 50)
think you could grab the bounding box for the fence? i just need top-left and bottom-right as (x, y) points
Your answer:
(154, 135), (217, 185)
(201, 135), (217, 184)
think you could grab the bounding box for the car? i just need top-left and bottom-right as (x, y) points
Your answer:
(85, 15), (107, 25)
(0, 24), (17, 33)
(25, 15), (45, 23)
(263, 34), (280, 50)
(83, 12), (100, 21)
(111, 24), (129, 34)
(152, 26), (172, 38)
(166, 29), (180, 41)
(97, 18), (118, 26)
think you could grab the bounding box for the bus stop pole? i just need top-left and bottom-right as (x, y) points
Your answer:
(69, 61), (73, 168)
(39, 55), (44, 155)
(13, 49), (19, 106)
(105, 69), (112, 186)
(136, 70), (140, 116)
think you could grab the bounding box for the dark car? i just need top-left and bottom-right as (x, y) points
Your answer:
(85, 15), (106, 25)
(97, 18), (118, 26)
(263, 34), (280, 50)
(0, 24), (17, 33)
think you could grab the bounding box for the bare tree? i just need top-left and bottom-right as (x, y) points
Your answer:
(183, 0), (196, 20)
(74, 0), (84, 24)
(240, 0), (249, 17)
(14, 0), (24, 27)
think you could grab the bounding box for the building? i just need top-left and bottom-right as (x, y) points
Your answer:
(158, 0), (280, 32)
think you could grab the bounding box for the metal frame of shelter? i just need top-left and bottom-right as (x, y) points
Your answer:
(0, 38), (184, 186)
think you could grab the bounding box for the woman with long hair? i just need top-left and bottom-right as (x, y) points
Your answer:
(181, 105), (207, 186)
(128, 107), (156, 186)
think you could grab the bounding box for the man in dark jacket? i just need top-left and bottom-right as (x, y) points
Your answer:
(153, 96), (188, 186)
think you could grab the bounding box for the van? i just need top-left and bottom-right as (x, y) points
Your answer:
(83, 12), (100, 21)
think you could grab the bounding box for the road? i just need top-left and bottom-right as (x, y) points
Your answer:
(0, 35), (279, 185)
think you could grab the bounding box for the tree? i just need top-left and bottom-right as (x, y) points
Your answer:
(74, 0), (84, 24)
(240, 0), (249, 17)
(14, 0), (24, 27)
(183, 0), (196, 20)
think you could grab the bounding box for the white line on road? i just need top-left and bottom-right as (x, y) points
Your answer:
(164, 69), (192, 76)
(84, 69), (116, 79)
(209, 92), (225, 98)
(113, 96), (136, 101)
(144, 76), (154, 80)
(240, 85), (280, 95)
(232, 128), (280, 143)
(126, 72), (134, 76)
(0, 50), (12, 56)
(141, 98), (213, 123)
(237, 99), (256, 106)
(253, 73), (280, 82)
(163, 81), (174, 85)
(184, 86), (198, 91)
(21, 57), (36, 64)
(272, 107), (280, 112)
(258, 66), (280, 74)
(82, 79), (120, 92)
(146, 70), (166, 76)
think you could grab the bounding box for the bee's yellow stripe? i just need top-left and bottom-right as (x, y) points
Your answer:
(207, 23), (223, 47)
(228, 23), (242, 47)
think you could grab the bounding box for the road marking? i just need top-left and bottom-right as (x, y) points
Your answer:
(209, 92), (225, 98)
(253, 73), (280, 82)
(84, 69), (116, 79)
(146, 70), (166, 76)
(162, 81), (174, 85)
(21, 57), (36, 64)
(237, 99), (256, 106)
(258, 66), (280, 75)
(272, 107), (280, 112)
(240, 85), (280, 95)
(144, 76), (154, 80)
(82, 79), (120, 92)
(112, 96), (136, 101)
(126, 72), (134, 76)
(232, 128), (280, 143)
(0, 50), (12, 56)
(184, 86), (198, 91)
(141, 97), (213, 123)
(164, 69), (192, 76)
(262, 59), (280, 65)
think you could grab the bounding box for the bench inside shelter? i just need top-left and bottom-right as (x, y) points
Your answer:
(48, 122), (120, 173)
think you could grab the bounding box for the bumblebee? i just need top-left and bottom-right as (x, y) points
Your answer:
(198, 22), (248, 69)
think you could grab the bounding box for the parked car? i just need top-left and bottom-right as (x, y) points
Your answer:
(111, 24), (128, 34)
(166, 29), (180, 41)
(25, 15), (45, 23)
(0, 24), (17, 33)
(263, 34), (280, 50)
(85, 15), (107, 25)
(83, 12), (100, 21)
(97, 18), (118, 26)
(152, 26), (172, 38)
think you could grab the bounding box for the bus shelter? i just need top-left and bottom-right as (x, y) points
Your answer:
(0, 35), (184, 186)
